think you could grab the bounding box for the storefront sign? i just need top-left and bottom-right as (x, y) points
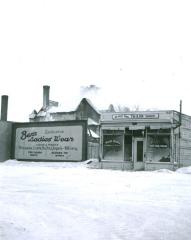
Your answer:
(104, 139), (121, 146)
(112, 113), (159, 120)
(149, 144), (167, 148)
(14, 123), (86, 161)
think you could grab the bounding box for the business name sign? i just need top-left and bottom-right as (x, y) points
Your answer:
(112, 113), (159, 120)
(13, 121), (87, 161)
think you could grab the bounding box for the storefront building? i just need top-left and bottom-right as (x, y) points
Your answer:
(100, 110), (191, 170)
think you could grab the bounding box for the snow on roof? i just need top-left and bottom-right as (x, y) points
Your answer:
(88, 118), (99, 125)
(37, 110), (47, 117)
(87, 129), (100, 138)
(47, 104), (76, 113)
(46, 98), (100, 114)
(45, 98), (80, 113)
(29, 110), (37, 119)
(90, 129), (99, 138)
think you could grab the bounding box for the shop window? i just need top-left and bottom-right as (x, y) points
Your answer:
(149, 135), (169, 148)
(147, 135), (170, 162)
(103, 134), (123, 160)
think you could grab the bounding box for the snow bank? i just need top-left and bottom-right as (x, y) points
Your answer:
(154, 169), (174, 174)
(1, 159), (88, 169)
(176, 166), (191, 174)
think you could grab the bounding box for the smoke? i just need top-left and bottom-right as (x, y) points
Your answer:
(80, 84), (100, 97)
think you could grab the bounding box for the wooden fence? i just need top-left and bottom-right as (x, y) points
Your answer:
(88, 142), (99, 159)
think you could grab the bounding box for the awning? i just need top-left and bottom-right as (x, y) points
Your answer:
(150, 125), (171, 129)
(101, 126), (125, 130)
(129, 126), (145, 130)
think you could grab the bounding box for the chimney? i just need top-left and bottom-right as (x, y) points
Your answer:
(43, 85), (50, 109)
(1, 95), (8, 121)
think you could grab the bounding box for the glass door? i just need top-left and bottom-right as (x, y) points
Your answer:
(133, 138), (145, 170)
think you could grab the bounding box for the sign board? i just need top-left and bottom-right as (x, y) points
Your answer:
(13, 121), (87, 161)
(112, 113), (159, 120)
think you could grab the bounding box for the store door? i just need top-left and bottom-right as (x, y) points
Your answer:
(133, 138), (145, 170)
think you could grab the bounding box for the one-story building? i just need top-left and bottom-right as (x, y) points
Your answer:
(99, 110), (191, 171)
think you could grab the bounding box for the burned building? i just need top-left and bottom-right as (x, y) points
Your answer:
(29, 86), (100, 159)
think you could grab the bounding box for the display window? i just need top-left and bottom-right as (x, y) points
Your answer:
(147, 134), (170, 162)
(103, 133), (123, 160)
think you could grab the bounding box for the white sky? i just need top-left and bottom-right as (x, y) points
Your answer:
(0, 0), (191, 121)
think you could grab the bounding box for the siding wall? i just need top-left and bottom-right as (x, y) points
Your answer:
(180, 130), (191, 166)
(179, 113), (191, 166)
(0, 121), (12, 161)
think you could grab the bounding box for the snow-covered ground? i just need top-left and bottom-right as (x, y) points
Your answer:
(0, 160), (191, 240)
